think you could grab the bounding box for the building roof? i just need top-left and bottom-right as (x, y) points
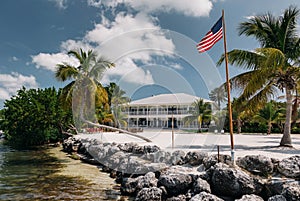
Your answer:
(128, 93), (213, 106)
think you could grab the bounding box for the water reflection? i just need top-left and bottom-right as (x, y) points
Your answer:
(0, 140), (124, 201)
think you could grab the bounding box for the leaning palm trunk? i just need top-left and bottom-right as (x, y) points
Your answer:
(76, 84), (152, 143)
(280, 88), (293, 146)
(82, 119), (152, 143)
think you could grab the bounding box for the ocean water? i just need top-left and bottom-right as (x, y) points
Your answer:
(0, 140), (125, 201)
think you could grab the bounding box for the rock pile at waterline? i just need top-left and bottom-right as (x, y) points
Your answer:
(63, 137), (300, 201)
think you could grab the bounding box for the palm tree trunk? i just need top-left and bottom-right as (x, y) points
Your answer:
(77, 85), (152, 143)
(280, 88), (293, 147)
(237, 117), (242, 134)
(267, 121), (272, 135)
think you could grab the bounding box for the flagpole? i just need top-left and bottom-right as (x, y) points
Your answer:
(222, 10), (235, 164)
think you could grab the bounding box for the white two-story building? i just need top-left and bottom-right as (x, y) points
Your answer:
(121, 93), (215, 129)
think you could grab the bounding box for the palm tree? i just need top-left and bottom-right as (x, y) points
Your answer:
(56, 49), (152, 142)
(231, 98), (253, 134)
(252, 101), (285, 135)
(104, 82), (130, 107)
(209, 86), (227, 110)
(56, 49), (113, 109)
(104, 82), (130, 128)
(218, 6), (300, 147)
(56, 49), (114, 127)
(184, 99), (212, 132)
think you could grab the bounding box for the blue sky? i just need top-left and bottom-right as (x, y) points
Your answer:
(1, 0), (300, 108)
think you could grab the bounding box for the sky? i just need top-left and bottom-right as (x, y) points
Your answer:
(1, 0), (300, 108)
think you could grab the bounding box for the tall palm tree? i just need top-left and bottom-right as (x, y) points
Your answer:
(209, 86), (227, 110)
(104, 82), (130, 107)
(56, 49), (113, 109)
(218, 6), (300, 147)
(184, 99), (212, 132)
(56, 49), (114, 127)
(56, 49), (152, 142)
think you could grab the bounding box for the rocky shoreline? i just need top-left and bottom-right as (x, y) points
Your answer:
(63, 137), (300, 201)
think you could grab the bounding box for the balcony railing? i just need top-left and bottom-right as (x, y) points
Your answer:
(127, 111), (189, 116)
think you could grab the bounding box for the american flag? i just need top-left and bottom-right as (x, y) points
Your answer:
(197, 17), (223, 53)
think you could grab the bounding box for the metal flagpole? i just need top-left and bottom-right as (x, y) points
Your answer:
(222, 10), (235, 164)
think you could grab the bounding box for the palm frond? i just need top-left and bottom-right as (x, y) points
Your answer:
(217, 49), (264, 70)
(55, 63), (78, 81)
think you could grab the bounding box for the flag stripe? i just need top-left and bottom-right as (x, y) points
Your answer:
(197, 17), (223, 53)
(197, 28), (223, 52)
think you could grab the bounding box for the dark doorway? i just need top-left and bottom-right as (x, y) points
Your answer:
(168, 118), (177, 128)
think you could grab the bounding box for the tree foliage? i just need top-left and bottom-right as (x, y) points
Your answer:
(218, 6), (300, 146)
(209, 86), (227, 110)
(55, 49), (114, 130)
(184, 99), (212, 132)
(252, 101), (286, 134)
(0, 87), (73, 148)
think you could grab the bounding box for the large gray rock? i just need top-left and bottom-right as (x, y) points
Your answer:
(184, 151), (208, 166)
(135, 172), (158, 192)
(118, 142), (139, 153)
(209, 164), (262, 197)
(135, 187), (162, 201)
(143, 144), (161, 153)
(170, 150), (186, 165)
(278, 156), (300, 178)
(190, 192), (224, 201)
(203, 154), (232, 169)
(158, 173), (193, 197)
(281, 183), (300, 201)
(152, 150), (172, 164)
(63, 137), (81, 153)
(87, 142), (120, 161)
(117, 155), (156, 174)
(193, 177), (211, 194)
(121, 172), (158, 195)
(118, 143), (160, 154)
(237, 155), (274, 176)
(264, 179), (300, 198)
(235, 194), (264, 201)
(268, 195), (287, 201)
(166, 194), (187, 201)
(104, 151), (128, 169)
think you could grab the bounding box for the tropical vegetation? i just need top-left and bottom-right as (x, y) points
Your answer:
(55, 49), (114, 130)
(0, 87), (73, 147)
(218, 6), (300, 146)
(184, 99), (212, 132)
(209, 86), (227, 110)
(251, 101), (285, 135)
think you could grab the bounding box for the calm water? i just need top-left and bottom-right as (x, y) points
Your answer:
(0, 140), (124, 201)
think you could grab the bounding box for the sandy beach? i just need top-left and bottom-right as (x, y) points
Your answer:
(76, 130), (300, 160)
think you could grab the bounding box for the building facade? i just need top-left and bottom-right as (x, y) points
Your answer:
(121, 93), (215, 129)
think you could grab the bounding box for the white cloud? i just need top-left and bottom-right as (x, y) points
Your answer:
(86, 13), (175, 84)
(127, 0), (213, 17)
(0, 73), (38, 100)
(101, 57), (154, 85)
(31, 52), (79, 72)
(60, 39), (93, 53)
(87, 0), (122, 8)
(30, 0), (219, 88)
(87, 13), (175, 61)
(49, 0), (68, 9)
(89, 0), (213, 17)
(11, 56), (18, 61)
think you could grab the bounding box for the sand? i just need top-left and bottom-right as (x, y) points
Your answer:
(76, 130), (300, 160)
